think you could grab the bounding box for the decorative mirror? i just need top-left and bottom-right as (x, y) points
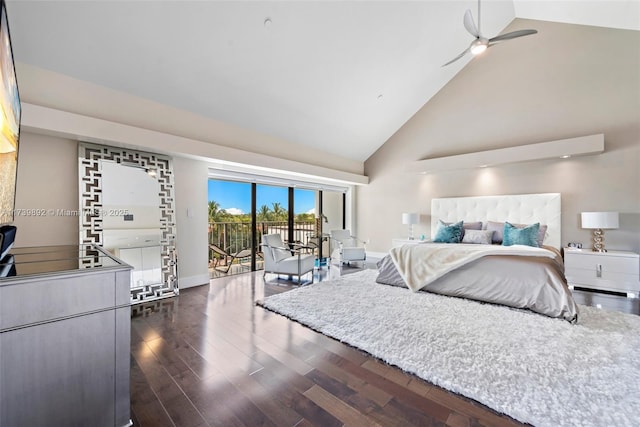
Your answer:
(79, 143), (177, 303)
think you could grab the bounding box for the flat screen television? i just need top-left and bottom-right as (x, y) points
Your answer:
(0, 0), (20, 226)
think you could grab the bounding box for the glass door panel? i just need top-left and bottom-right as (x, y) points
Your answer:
(208, 179), (252, 277)
(294, 188), (322, 266)
(322, 191), (345, 261)
(293, 188), (316, 246)
(255, 184), (289, 271)
(322, 191), (344, 233)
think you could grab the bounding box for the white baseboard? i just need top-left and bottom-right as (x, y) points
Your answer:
(179, 273), (209, 289)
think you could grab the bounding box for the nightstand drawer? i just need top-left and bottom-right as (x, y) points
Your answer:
(565, 268), (639, 292)
(564, 254), (638, 273)
(566, 276), (639, 294)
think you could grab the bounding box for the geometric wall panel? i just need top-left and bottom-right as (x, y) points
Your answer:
(79, 143), (178, 304)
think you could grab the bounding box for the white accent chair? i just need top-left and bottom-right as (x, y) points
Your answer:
(261, 234), (315, 283)
(330, 229), (366, 267)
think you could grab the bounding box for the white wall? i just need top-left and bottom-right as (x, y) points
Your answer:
(360, 20), (640, 253)
(173, 156), (210, 289)
(13, 132), (78, 247)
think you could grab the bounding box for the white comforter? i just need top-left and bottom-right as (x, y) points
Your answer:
(389, 243), (557, 292)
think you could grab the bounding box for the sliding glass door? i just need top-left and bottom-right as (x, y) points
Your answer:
(208, 175), (347, 277)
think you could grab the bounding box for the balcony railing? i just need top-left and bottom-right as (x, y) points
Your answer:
(208, 220), (317, 257)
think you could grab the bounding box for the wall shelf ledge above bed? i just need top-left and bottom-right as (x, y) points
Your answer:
(413, 133), (604, 173)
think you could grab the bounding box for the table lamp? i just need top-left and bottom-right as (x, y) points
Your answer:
(581, 211), (619, 252)
(402, 213), (419, 240)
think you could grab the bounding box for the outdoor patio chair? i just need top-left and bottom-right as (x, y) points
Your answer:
(209, 244), (252, 274)
(261, 234), (314, 284)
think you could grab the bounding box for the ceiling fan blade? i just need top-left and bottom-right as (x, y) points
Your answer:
(489, 29), (537, 44)
(463, 9), (480, 37)
(442, 48), (470, 67)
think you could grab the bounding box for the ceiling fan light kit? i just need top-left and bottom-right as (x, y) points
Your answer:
(443, 0), (537, 66)
(470, 39), (488, 55)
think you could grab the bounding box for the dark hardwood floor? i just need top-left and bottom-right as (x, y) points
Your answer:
(130, 267), (638, 427)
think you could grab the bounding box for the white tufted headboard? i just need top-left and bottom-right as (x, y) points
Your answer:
(431, 193), (561, 249)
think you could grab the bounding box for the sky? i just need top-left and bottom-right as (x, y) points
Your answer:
(208, 180), (316, 215)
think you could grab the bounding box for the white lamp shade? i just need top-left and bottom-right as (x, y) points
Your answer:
(402, 213), (419, 225)
(581, 212), (619, 229)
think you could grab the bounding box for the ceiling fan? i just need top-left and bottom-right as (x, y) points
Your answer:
(443, 0), (538, 66)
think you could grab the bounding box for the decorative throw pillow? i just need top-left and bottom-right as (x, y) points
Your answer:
(484, 221), (505, 244)
(461, 221), (483, 231)
(443, 221), (482, 238)
(502, 222), (540, 247)
(433, 220), (464, 243)
(461, 229), (494, 244)
(484, 221), (547, 246)
(535, 224), (548, 247)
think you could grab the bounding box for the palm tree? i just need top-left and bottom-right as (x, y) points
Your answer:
(271, 202), (286, 220)
(208, 200), (222, 222)
(257, 204), (271, 221)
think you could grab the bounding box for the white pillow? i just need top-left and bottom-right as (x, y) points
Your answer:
(461, 230), (494, 245)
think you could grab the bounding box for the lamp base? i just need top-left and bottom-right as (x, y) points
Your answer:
(592, 229), (607, 252)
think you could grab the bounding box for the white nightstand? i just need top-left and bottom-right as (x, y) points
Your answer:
(391, 238), (429, 248)
(564, 248), (640, 298)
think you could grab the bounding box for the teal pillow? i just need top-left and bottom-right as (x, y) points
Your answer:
(502, 222), (540, 247)
(433, 220), (464, 243)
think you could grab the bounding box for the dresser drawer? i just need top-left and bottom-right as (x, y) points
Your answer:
(0, 271), (118, 331)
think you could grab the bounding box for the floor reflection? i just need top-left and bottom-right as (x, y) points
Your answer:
(571, 287), (640, 315)
(131, 297), (176, 318)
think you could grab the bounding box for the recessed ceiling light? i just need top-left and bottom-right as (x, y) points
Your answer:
(377, 94), (383, 100)
(560, 155), (571, 159)
(264, 17), (272, 27)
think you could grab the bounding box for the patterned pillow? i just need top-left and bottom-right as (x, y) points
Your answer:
(502, 222), (540, 247)
(433, 220), (464, 243)
(461, 230), (494, 244)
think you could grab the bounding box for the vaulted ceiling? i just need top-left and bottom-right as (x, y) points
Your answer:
(7, 1), (639, 162)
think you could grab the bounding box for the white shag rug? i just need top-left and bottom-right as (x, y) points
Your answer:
(259, 269), (640, 427)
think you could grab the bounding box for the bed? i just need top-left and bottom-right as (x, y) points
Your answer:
(376, 193), (579, 322)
